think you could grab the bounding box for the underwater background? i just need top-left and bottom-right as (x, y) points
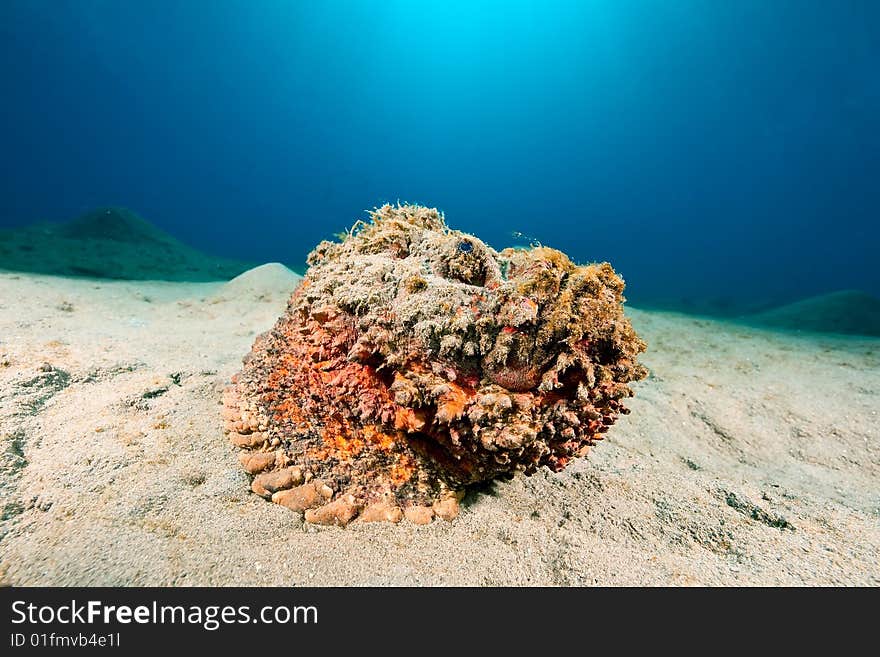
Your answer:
(1, 0), (878, 317)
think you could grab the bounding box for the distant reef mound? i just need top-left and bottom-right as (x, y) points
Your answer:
(57, 207), (180, 245)
(0, 207), (255, 281)
(747, 290), (880, 337)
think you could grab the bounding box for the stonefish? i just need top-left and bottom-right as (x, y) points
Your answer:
(224, 204), (646, 525)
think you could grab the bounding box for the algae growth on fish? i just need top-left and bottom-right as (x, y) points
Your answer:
(224, 204), (647, 525)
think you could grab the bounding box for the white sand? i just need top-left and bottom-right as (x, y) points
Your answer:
(1, 266), (878, 586)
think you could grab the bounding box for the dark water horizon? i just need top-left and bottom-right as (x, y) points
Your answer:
(2, 1), (878, 315)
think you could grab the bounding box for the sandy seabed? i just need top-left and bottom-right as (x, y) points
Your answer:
(1, 264), (877, 586)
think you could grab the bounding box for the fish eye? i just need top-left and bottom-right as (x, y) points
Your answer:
(457, 240), (473, 253)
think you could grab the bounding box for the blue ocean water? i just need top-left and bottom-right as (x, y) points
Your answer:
(1, 0), (878, 314)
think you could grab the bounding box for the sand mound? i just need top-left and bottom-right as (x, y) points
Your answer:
(748, 290), (880, 336)
(0, 207), (254, 281)
(208, 263), (302, 303)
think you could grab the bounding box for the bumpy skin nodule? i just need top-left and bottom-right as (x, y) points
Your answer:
(224, 205), (647, 526)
